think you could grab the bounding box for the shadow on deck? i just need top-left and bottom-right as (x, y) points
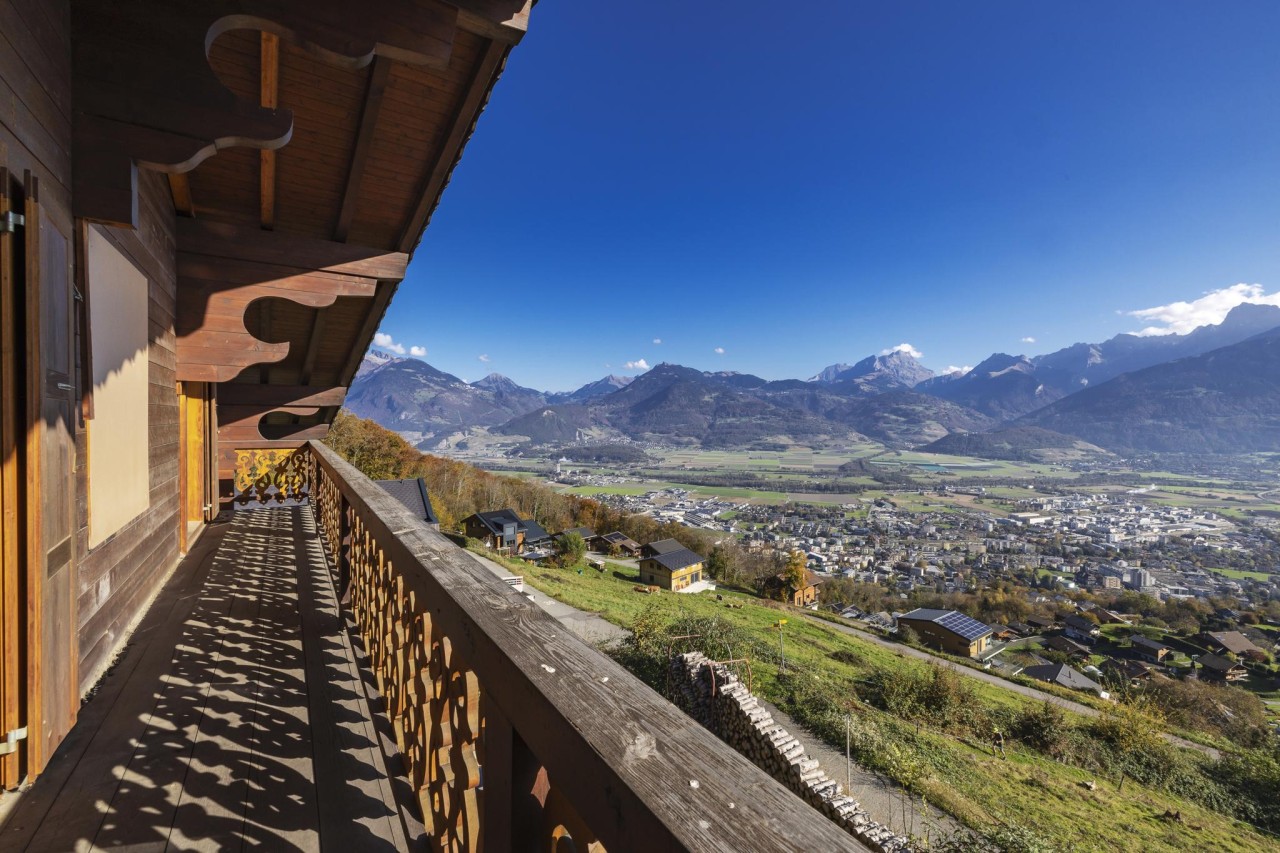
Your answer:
(0, 506), (421, 852)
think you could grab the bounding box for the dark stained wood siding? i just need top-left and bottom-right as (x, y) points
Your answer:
(75, 169), (182, 694)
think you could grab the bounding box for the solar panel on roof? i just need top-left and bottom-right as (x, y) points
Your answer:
(936, 611), (992, 641)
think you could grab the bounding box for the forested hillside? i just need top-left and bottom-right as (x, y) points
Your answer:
(325, 412), (755, 567)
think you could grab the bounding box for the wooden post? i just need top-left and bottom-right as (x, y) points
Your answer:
(338, 492), (352, 603)
(846, 715), (851, 793)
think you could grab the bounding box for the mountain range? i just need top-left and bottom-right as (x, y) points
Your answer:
(346, 303), (1280, 457)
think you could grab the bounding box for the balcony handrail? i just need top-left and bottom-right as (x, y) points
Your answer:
(305, 440), (861, 851)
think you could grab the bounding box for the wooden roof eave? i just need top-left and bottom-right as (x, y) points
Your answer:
(73, 1), (531, 446)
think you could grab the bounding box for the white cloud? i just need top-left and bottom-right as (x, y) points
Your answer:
(477, 354), (490, 362)
(1020, 336), (1036, 344)
(653, 338), (662, 345)
(1127, 283), (1280, 336)
(409, 345), (427, 357)
(372, 332), (406, 355)
(624, 359), (650, 371)
(879, 342), (923, 359)
(941, 365), (972, 376)
(713, 346), (725, 355)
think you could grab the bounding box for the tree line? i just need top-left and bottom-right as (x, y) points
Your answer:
(325, 413), (785, 585)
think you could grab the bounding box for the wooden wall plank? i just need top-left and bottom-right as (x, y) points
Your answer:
(76, 170), (183, 696)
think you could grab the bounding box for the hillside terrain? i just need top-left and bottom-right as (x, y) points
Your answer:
(1021, 327), (1280, 453)
(920, 426), (1115, 463)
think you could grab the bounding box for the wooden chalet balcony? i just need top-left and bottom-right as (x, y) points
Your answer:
(0, 442), (859, 852)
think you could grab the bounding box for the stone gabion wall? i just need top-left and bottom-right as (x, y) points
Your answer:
(670, 652), (911, 853)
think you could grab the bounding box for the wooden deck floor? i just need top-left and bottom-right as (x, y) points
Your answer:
(0, 507), (423, 852)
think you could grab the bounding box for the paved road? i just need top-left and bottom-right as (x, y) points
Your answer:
(462, 550), (631, 647)
(808, 616), (1221, 760)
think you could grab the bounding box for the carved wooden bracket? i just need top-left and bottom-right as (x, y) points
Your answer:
(219, 405), (324, 444)
(73, 0), (462, 227)
(175, 272), (375, 383)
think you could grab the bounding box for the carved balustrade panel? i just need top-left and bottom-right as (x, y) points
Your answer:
(231, 447), (311, 506)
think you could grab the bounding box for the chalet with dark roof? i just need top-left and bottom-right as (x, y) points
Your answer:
(1197, 653), (1248, 683)
(641, 538), (686, 558)
(1043, 634), (1092, 660)
(376, 478), (439, 531)
(639, 547), (706, 592)
(1025, 615), (1056, 632)
(1063, 614), (1100, 645)
(591, 531), (641, 557)
(1129, 635), (1171, 664)
(987, 624), (1019, 641)
(896, 608), (992, 658)
(1021, 663), (1103, 694)
(462, 509), (550, 554)
(1201, 631), (1261, 658)
(1102, 657), (1158, 685)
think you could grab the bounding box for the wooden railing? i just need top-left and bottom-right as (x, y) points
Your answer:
(296, 441), (859, 852)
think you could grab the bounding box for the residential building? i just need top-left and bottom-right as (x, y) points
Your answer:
(591, 531), (641, 557)
(462, 510), (550, 554)
(1101, 657), (1158, 685)
(1021, 663), (1104, 695)
(896, 609), (993, 657)
(1197, 653), (1248, 683)
(1201, 631), (1261, 658)
(1129, 635), (1171, 663)
(1044, 635), (1092, 659)
(639, 548), (706, 591)
(1063, 614), (1101, 645)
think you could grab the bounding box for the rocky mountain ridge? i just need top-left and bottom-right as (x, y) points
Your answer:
(348, 304), (1280, 455)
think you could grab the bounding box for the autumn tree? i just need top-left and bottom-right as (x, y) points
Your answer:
(783, 550), (807, 597)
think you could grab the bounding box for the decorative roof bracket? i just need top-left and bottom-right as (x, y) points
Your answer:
(72, 0), (462, 228)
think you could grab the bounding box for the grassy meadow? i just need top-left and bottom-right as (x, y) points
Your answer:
(481, 548), (1279, 852)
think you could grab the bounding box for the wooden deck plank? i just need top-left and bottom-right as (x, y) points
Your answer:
(0, 521), (228, 853)
(0, 508), (414, 852)
(295, 506), (414, 851)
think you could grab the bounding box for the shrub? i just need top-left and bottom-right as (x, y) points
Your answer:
(554, 531), (587, 567)
(1014, 701), (1071, 758)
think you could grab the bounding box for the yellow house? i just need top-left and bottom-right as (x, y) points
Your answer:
(639, 548), (705, 591)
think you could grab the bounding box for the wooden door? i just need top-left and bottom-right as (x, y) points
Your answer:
(0, 169), (26, 788)
(0, 168), (74, 784)
(27, 172), (78, 775)
(178, 381), (213, 551)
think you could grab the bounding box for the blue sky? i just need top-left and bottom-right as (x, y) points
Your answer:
(372, 0), (1280, 391)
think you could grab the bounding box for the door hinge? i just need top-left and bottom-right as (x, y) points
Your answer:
(0, 726), (28, 756)
(0, 211), (25, 233)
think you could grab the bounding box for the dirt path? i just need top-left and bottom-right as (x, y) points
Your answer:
(808, 616), (1221, 760)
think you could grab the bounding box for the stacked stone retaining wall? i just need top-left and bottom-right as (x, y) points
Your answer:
(670, 652), (911, 853)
